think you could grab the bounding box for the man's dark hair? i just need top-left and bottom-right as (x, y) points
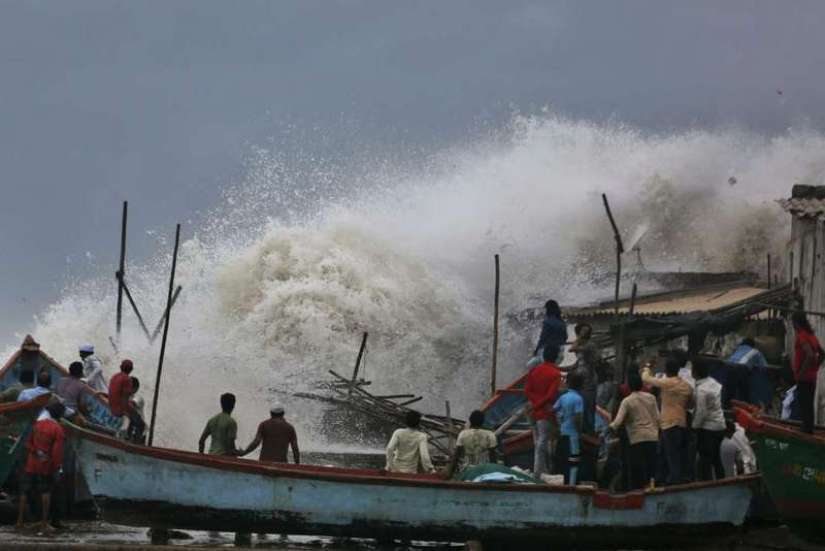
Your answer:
(405, 410), (422, 428)
(669, 349), (688, 368)
(545, 299), (561, 318)
(69, 361), (84, 378)
(120, 359), (134, 374)
(741, 337), (756, 348)
(665, 357), (682, 377)
(220, 393), (236, 413)
(628, 371), (643, 392)
(46, 401), (65, 420)
(567, 372), (584, 390)
(691, 356), (711, 380)
(468, 410), (485, 428)
(574, 323), (591, 337)
(130, 377), (140, 391)
(542, 343), (561, 363)
(37, 370), (51, 389)
(792, 311), (813, 333)
(19, 369), (35, 385)
(724, 419), (736, 437)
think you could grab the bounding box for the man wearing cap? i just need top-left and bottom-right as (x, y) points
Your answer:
(241, 406), (300, 464)
(79, 344), (107, 393)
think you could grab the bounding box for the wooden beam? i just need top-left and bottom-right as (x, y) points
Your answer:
(150, 285), (182, 343)
(602, 194), (624, 315)
(491, 254), (500, 397)
(350, 332), (368, 396)
(115, 201), (128, 339)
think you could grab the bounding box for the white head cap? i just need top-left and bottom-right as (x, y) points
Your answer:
(79, 344), (94, 354)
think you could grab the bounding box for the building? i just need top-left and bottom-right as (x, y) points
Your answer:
(778, 184), (825, 337)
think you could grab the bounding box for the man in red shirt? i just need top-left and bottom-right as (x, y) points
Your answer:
(241, 406), (300, 464)
(108, 359), (134, 418)
(525, 343), (562, 478)
(17, 402), (65, 532)
(792, 312), (822, 433)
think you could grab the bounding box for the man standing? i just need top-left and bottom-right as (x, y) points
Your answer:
(692, 357), (726, 480)
(17, 402), (66, 532)
(609, 372), (660, 490)
(241, 406), (300, 464)
(447, 410), (497, 478)
(199, 393), (241, 456)
(641, 357), (693, 485)
(569, 323), (599, 434)
(386, 411), (434, 474)
(533, 300), (567, 360)
(553, 373), (584, 485)
(524, 344), (562, 478)
(79, 344), (107, 393)
(728, 338), (771, 410)
(791, 312), (822, 434)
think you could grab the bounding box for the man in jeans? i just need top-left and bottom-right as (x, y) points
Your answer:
(525, 344), (562, 478)
(691, 357), (726, 480)
(641, 357), (693, 485)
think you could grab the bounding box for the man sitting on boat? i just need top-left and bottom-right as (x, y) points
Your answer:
(241, 405), (300, 464)
(445, 410), (497, 478)
(17, 370), (52, 403)
(54, 362), (91, 419)
(79, 344), (107, 393)
(0, 368), (35, 403)
(385, 410), (435, 474)
(199, 393), (242, 456)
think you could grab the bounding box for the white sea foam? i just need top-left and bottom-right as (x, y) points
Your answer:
(7, 115), (822, 449)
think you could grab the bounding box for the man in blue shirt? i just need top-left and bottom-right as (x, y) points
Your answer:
(18, 370), (52, 402)
(728, 338), (772, 410)
(553, 372), (584, 485)
(528, 299), (568, 370)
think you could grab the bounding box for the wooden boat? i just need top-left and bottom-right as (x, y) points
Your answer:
(735, 406), (825, 542)
(0, 395), (50, 487)
(0, 336), (122, 431)
(67, 422), (757, 548)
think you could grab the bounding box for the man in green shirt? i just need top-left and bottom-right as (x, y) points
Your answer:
(198, 393), (240, 456)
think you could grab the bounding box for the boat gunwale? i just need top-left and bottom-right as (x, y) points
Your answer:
(735, 407), (825, 446)
(67, 421), (759, 498)
(0, 393), (51, 414)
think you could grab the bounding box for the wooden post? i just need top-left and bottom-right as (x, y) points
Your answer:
(602, 194), (625, 314)
(615, 323), (628, 385)
(445, 400), (455, 453)
(491, 254), (500, 398)
(767, 254), (772, 289)
(148, 224), (181, 447)
(150, 285), (183, 343)
(116, 201), (128, 339)
(121, 281), (152, 340)
(350, 332), (368, 396)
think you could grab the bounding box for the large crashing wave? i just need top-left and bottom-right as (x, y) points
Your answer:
(10, 115), (823, 449)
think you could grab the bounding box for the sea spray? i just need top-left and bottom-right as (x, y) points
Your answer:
(8, 114), (819, 449)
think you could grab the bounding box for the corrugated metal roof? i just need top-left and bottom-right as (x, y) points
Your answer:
(777, 197), (825, 218)
(569, 283), (771, 319)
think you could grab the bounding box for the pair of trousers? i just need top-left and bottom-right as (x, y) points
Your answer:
(696, 429), (725, 481)
(797, 381), (816, 434)
(555, 434), (581, 485)
(661, 426), (687, 485)
(580, 388), (596, 434)
(532, 419), (552, 478)
(628, 441), (657, 490)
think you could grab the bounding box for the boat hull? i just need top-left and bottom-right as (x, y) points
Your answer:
(69, 424), (755, 547)
(737, 408), (825, 542)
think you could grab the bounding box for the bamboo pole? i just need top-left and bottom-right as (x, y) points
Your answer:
(148, 224), (181, 447)
(150, 285), (183, 342)
(491, 254), (500, 397)
(445, 400), (455, 453)
(629, 282), (638, 316)
(121, 281), (151, 340)
(349, 332), (368, 397)
(116, 201), (128, 339)
(767, 254), (772, 289)
(601, 194), (624, 315)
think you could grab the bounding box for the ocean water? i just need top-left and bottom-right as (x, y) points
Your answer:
(5, 115), (822, 451)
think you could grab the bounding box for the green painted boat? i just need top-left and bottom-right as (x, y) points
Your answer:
(0, 395), (50, 487)
(736, 406), (825, 542)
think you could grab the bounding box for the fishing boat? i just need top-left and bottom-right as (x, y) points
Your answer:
(0, 395), (50, 487)
(68, 422), (757, 549)
(735, 406), (825, 542)
(0, 335), (122, 431)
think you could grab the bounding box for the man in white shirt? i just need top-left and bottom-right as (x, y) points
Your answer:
(692, 357), (726, 481)
(385, 411), (434, 474)
(18, 370), (52, 403)
(79, 344), (107, 393)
